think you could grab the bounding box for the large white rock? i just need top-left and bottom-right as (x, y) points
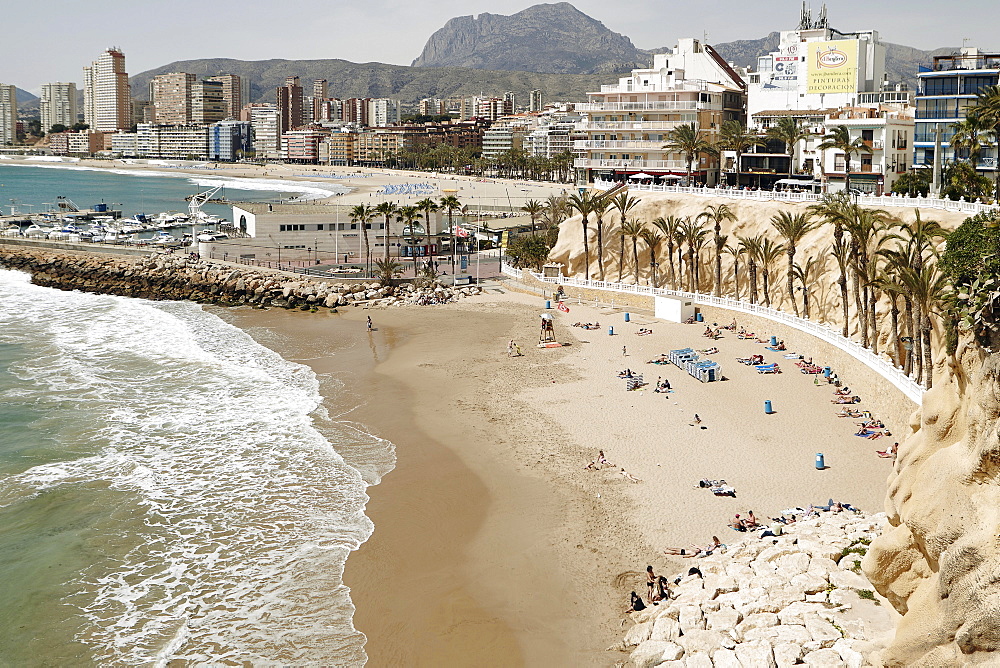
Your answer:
(790, 572), (829, 594)
(684, 652), (714, 668)
(706, 606), (742, 631)
(725, 562), (754, 581)
(712, 648), (741, 668)
(623, 620), (653, 646)
(773, 642), (804, 668)
(828, 569), (870, 590)
(678, 605), (706, 632)
(832, 638), (864, 668)
(804, 613), (843, 648)
(742, 624), (812, 645)
(676, 629), (726, 655)
(650, 616), (681, 642)
(629, 640), (682, 667)
(777, 601), (832, 625)
(734, 639), (777, 668)
(703, 574), (739, 597)
(757, 544), (800, 563)
(776, 551), (811, 576)
(807, 557), (839, 577)
(802, 647), (847, 666)
(739, 612), (780, 632)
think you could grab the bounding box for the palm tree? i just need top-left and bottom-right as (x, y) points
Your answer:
(697, 203), (737, 297)
(950, 111), (994, 167)
(663, 123), (719, 186)
(844, 207), (892, 348)
(650, 216), (680, 289)
(757, 237), (786, 307)
(817, 125), (868, 193)
(415, 197), (440, 237)
(590, 192), (612, 281)
(897, 264), (948, 388)
(831, 235), (852, 337)
(671, 219), (687, 290)
(639, 228), (663, 287)
(793, 255), (820, 319)
(611, 191), (641, 282)
(871, 263), (907, 366)
(737, 235), (762, 303)
(439, 195), (462, 274)
(766, 117), (809, 178)
(770, 210), (818, 317)
(567, 191), (596, 280)
(349, 203), (373, 277)
(718, 120), (765, 182)
(395, 205), (424, 276)
(678, 218), (707, 292)
(373, 201), (398, 261)
(372, 258), (404, 287)
(621, 218), (646, 284)
(809, 192), (856, 336)
(724, 242), (745, 299)
(521, 199), (544, 233)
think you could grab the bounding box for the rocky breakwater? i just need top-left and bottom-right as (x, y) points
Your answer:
(0, 247), (482, 309)
(619, 511), (893, 667)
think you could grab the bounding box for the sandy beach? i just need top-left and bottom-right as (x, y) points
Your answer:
(215, 281), (901, 665)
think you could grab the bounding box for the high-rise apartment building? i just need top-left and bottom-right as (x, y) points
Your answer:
(367, 98), (400, 127)
(277, 76), (303, 133)
(83, 48), (131, 131)
(243, 103), (282, 159)
(343, 98), (369, 125)
(0, 85), (16, 146)
(529, 90), (543, 113)
(206, 74), (243, 119)
(419, 98), (447, 116)
(191, 80), (225, 124)
(306, 79), (328, 124)
(150, 72), (196, 124)
(504, 91), (516, 112)
(40, 83), (78, 131)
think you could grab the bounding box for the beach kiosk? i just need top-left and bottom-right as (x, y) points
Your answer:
(655, 296), (696, 323)
(542, 263), (564, 279)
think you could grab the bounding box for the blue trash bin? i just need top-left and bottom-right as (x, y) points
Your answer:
(624, 312), (630, 322)
(545, 300), (551, 309)
(764, 400), (774, 414)
(696, 313), (703, 322)
(816, 453), (825, 470)
(770, 335), (778, 346)
(823, 367), (831, 378)
(608, 326), (614, 336)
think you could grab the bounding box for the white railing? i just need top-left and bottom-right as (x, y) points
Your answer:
(500, 262), (924, 404)
(580, 121), (692, 132)
(577, 159), (688, 170)
(575, 141), (666, 151)
(593, 179), (999, 216)
(576, 101), (702, 111)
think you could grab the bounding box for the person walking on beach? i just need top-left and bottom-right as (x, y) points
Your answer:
(367, 316), (372, 332)
(507, 339), (516, 357)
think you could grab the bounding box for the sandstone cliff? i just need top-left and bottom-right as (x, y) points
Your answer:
(863, 326), (1000, 664)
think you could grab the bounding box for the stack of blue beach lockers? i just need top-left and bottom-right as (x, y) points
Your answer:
(669, 348), (720, 383)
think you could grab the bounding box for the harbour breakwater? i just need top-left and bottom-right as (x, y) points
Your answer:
(0, 246), (482, 309)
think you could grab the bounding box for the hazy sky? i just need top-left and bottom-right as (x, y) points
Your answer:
(4, 0), (996, 92)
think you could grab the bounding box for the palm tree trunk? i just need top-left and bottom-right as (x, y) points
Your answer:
(903, 297), (915, 375)
(801, 275), (810, 319)
(596, 218), (605, 281)
(632, 238), (640, 284)
(787, 246), (798, 317)
(889, 298), (900, 366)
(869, 288), (879, 355)
(839, 273), (849, 338)
(749, 262), (758, 304)
(649, 247), (656, 287)
(912, 301), (923, 383)
(763, 269), (771, 307)
(852, 267), (867, 346)
(666, 241), (675, 288)
(733, 258), (740, 300)
(618, 233), (626, 282)
(582, 221), (590, 281)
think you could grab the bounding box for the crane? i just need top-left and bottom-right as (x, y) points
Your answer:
(187, 184), (224, 248)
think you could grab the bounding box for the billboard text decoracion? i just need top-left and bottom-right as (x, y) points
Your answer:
(807, 40), (859, 94)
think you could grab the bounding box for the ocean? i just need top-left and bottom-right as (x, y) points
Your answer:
(0, 264), (393, 664)
(0, 160), (348, 221)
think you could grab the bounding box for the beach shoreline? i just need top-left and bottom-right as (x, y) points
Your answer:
(217, 284), (899, 665)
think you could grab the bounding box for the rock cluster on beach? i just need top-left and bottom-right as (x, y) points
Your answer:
(619, 512), (889, 667)
(0, 248), (482, 309)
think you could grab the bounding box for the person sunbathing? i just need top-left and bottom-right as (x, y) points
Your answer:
(636, 328), (653, 335)
(743, 511), (760, 530)
(832, 396), (859, 404)
(620, 468), (641, 483)
(877, 442), (899, 459)
(866, 431), (884, 440)
(729, 515), (747, 531)
(598, 450), (613, 466)
(618, 369), (633, 378)
(700, 347), (719, 354)
(836, 409), (863, 418)
(583, 460), (599, 470)
(834, 386), (852, 396)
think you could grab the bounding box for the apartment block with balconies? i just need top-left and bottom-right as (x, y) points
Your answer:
(913, 47), (1000, 174)
(573, 38), (746, 185)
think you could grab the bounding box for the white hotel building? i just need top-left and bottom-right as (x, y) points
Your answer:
(573, 38), (747, 186)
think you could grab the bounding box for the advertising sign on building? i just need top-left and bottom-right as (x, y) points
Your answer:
(807, 40), (859, 94)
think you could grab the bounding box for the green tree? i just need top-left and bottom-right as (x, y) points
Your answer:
(640, 228), (663, 287)
(439, 194), (463, 274)
(395, 205), (424, 276)
(817, 125), (868, 193)
(349, 203), (373, 276)
(521, 199), (544, 233)
(793, 255), (821, 320)
(372, 258), (404, 286)
(621, 218), (646, 284)
(891, 169), (932, 197)
(49, 123), (67, 135)
(663, 123), (719, 186)
(373, 201), (398, 260)
(737, 235), (762, 304)
(941, 160), (993, 201)
(651, 216), (681, 289)
(766, 117), (809, 178)
(949, 111), (994, 166)
(757, 237), (786, 307)
(697, 203), (737, 297)
(590, 192), (612, 281)
(567, 190), (597, 280)
(611, 191), (641, 282)
(770, 211), (818, 317)
(718, 120), (765, 178)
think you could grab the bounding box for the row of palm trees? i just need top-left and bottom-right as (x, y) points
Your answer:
(348, 195), (463, 276)
(561, 190), (949, 388)
(364, 144), (575, 183)
(663, 118), (875, 193)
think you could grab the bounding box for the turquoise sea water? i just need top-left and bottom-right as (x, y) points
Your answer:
(0, 161), (347, 221)
(0, 268), (393, 665)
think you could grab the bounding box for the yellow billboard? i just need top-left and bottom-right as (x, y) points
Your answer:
(806, 40), (859, 94)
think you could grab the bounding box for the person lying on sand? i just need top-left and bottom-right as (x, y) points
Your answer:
(877, 442), (899, 459)
(636, 328), (653, 335)
(620, 468), (641, 483)
(836, 409), (863, 418)
(584, 460), (599, 470)
(618, 369), (634, 378)
(700, 347), (719, 354)
(832, 396), (860, 404)
(598, 450), (613, 466)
